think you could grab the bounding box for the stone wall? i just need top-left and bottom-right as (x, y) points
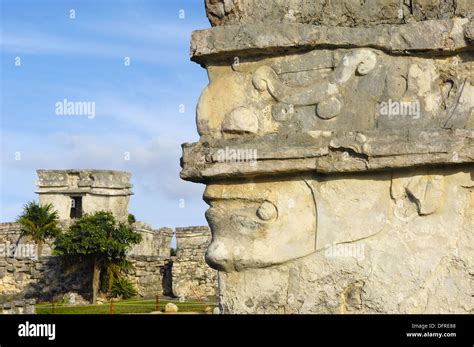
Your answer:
(1, 299), (36, 314)
(0, 222), (217, 305)
(1, 168), (219, 307)
(0, 253), (172, 303)
(0, 221), (173, 259)
(205, 0), (473, 27)
(0, 255), (91, 303)
(127, 256), (172, 297)
(0, 223), (22, 244)
(172, 227), (217, 300)
(0, 222), (52, 257)
(129, 222), (173, 257)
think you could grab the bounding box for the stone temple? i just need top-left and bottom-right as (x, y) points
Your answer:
(36, 170), (133, 222)
(180, 0), (474, 313)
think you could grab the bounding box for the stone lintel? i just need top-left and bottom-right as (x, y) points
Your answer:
(180, 129), (474, 182)
(191, 19), (473, 64)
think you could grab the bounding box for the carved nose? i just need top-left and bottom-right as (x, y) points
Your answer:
(205, 241), (235, 272)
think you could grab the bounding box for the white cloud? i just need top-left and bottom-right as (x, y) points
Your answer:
(1, 129), (201, 200)
(0, 30), (189, 65)
(80, 20), (195, 43)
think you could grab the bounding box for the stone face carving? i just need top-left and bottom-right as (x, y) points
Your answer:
(213, 169), (473, 313)
(204, 179), (317, 271)
(182, 1), (474, 313)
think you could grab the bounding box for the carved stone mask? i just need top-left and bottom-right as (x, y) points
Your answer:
(203, 179), (317, 272)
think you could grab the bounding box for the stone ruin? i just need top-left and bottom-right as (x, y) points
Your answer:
(180, 1), (473, 313)
(0, 170), (217, 308)
(37, 169), (133, 222)
(172, 227), (218, 299)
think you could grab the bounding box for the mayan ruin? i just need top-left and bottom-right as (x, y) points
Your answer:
(180, 0), (473, 313)
(1, 170), (217, 312)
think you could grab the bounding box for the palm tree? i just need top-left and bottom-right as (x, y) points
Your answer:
(16, 201), (61, 258)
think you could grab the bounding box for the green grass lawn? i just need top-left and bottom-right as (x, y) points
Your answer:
(35, 298), (216, 314)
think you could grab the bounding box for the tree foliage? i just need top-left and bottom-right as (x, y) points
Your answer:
(16, 201), (61, 257)
(54, 211), (142, 303)
(109, 276), (138, 299)
(127, 213), (136, 225)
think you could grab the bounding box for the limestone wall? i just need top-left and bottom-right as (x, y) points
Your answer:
(205, 0), (473, 27)
(129, 222), (173, 257)
(0, 256), (91, 303)
(0, 222), (217, 304)
(0, 221), (172, 259)
(81, 194), (131, 222)
(127, 256), (172, 297)
(0, 222), (52, 257)
(0, 222), (171, 301)
(0, 253), (171, 303)
(172, 226), (217, 299)
(1, 299), (36, 314)
(1, 169), (218, 305)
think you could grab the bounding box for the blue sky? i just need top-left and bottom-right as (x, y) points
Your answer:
(0, 0), (210, 229)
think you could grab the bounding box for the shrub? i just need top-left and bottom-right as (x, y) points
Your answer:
(128, 214), (136, 225)
(109, 276), (138, 300)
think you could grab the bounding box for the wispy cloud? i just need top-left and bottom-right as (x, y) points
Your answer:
(0, 29), (190, 65)
(80, 20), (195, 42)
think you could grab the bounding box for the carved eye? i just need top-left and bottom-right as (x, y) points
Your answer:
(256, 201), (277, 221)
